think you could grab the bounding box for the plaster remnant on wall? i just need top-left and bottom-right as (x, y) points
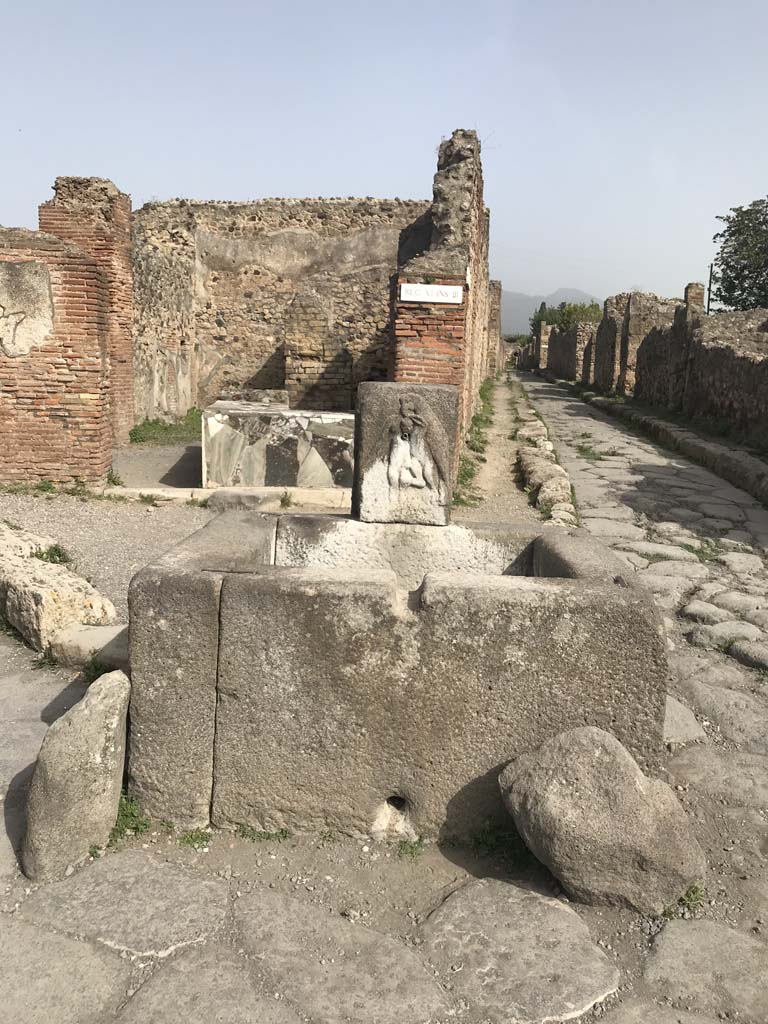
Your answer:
(0, 261), (54, 357)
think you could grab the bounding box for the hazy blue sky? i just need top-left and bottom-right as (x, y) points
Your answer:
(3, 0), (766, 301)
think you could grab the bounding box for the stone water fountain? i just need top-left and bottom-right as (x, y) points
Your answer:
(128, 383), (666, 840)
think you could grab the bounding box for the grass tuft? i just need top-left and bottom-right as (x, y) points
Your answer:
(236, 824), (291, 842)
(109, 793), (150, 846)
(129, 408), (202, 445)
(178, 828), (212, 848)
(33, 543), (71, 565)
(397, 838), (424, 860)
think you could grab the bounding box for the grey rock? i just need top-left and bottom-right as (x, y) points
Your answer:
(421, 878), (619, 1023)
(676, 679), (768, 754)
(236, 888), (449, 1024)
(116, 944), (303, 1024)
(663, 696), (705, 749)
(353, 382), (458, 526)
(644, 920), (768, 1020)
(595, 998), (719, 1024)
(718, 551), (764, 574)
(618, 541), (699, 562)
(0, 915), (129, 1024)
(633, 573), (697, 610)
(669, 746), (768, 807)
(688, 620), (764, 650)
(22, 670), (130, 881)
(680, 600), (734, 625)
(499, 727), (706, 915)
(583, 519), (645, 540)
(18, 849), (229, 957)
(729, 639), (768, 671)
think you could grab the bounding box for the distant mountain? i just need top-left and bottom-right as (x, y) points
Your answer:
(501, 288), (601, 335)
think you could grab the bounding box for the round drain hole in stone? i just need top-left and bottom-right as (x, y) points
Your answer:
(371, 794), (416, 840)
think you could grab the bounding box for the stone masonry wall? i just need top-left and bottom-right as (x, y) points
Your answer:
(488, 279), (503, 375)
(0, 230), (112, 483)
(635, 284), (768, 446)
(546, 323), (596, 382)
(593, 294), (629, 392)
(392, 130), (493, 443)
(593, 291), (678, 396)
(39, 178), (134, 444)
(133, 198), (429, 417)
(617, 291), (678, 395)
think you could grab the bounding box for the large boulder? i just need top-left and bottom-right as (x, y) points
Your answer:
(22, 671), (130, 881)
(499, 727), (706, 914)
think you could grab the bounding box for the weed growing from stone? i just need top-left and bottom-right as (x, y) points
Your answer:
(537, 498), (554, 521)
(576, 443), (604, 462)
(236, 824), (291, 842)
(178, 828), (212, 848)
(681, 540), (723, 563)
(279, 491), (294, 509)
(129, 408), (202, 445)
(138, 493), (159, 506)
(397, 838), (424, 860)
(107, 467), (124, 487)
(664, 882), (706, 918)
(2, 519), (21, 530)
(319, 829), (337, 843)
(34, 479), (56, 494)
(81, 656), (106, 685)
(89, 845), (102, 859)
(32, 543), (71, 565)
(109, 793), (150, 846)
(469, 826), (516, 857)
(33, 648), (59, 671)
(186, 496), (209, 508)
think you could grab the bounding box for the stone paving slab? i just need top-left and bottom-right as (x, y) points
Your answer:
(0, 913), (130, 1023)
(236, 888), (450, 1024)
(115, 944), (304, 1024)
(17, 849), (230, 957)
(421, 879), (619, 1023)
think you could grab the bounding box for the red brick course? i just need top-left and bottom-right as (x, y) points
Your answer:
(0, 233), (112, 483)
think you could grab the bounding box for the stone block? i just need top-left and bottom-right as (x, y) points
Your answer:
(352, 382), (458, 525)
(49, 623), (129, 672)
(127, 513), (665, 840)
(0, 552), (116, 651)
(128, 513), (277, 827)
(213, 569), (665, 839)
(202, 401), (354, 489)
(22, 671), (130, 881)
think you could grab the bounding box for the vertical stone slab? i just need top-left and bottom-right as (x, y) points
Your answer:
(352, 382), (458, 525)
(128, 564), (222, 829)
(127, 513), (278, 827)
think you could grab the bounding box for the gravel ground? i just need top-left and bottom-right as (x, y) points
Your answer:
(0, 493), (213, 620)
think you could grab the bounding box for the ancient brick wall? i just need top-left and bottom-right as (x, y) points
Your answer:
(546, 322), (596, 381)
(39, 178), (134, 444)
(0, 230), (112, 483)
(391, 130), (494, 442)
(635, 285), (768, 445)
(133, 198), (429, 416)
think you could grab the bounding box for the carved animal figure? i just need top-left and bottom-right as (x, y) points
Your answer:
(384, 394), (450, 505)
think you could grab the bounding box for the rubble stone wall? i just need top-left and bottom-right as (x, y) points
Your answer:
(546, 323), (597, 382)
(635, 288), (768, 446)
(488, 279), (503, 374)
(0, 230), (112, 483)
(617, 292), (678, 395)
(593, 294), (629, 392)
(133, 197), (430, 417)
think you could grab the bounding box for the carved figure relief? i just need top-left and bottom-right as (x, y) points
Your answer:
(385, 395), (450, 506)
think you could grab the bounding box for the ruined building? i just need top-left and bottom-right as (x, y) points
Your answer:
(0, 130), (503, 483)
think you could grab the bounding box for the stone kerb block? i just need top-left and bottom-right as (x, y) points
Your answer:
(352, 382), (458, 526)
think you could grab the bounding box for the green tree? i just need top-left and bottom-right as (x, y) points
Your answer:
(529, 301), (601, 333)
(712, 197), (768, 310)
